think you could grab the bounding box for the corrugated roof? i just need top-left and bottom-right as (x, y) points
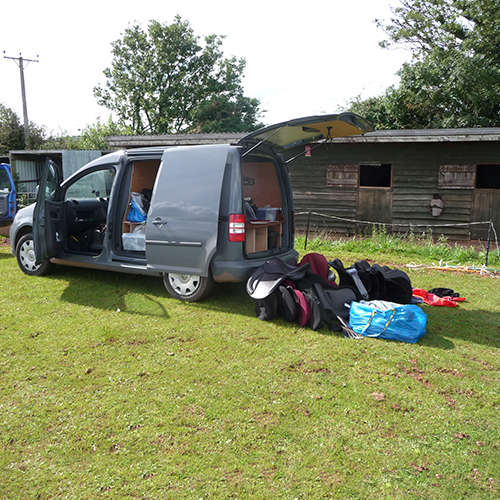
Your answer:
(329, 128), (500, 143)
(105, 128), (500, 148)
(106, 132), (245, 148)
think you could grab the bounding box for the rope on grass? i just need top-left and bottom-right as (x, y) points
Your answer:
(405, 261), (500, 278)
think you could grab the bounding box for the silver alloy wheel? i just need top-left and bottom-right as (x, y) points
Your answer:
(18, 237), (41, 272)
(167, 273), (201, 297)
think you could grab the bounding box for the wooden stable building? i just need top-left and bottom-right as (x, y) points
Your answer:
(285, 128), (500, 241)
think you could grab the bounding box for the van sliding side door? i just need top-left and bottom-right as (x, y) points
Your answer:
(145, 145), (230, 276)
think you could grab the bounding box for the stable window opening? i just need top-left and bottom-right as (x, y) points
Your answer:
(476, 164), (500, 189)
(359, 164), (392, 187)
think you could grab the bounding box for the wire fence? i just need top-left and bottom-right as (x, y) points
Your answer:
(296, 210), (499, 268)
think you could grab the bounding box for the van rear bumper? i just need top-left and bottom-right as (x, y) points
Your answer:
(211, 249), (299, 283)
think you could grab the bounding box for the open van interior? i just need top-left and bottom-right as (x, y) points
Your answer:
(120, 159), (158, 253)
(116, 154), (288, 257)
(241, 157), (285, 254)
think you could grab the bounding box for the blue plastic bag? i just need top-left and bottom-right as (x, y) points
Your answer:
(127, 193), (147, 223)
(349, 301), (427, 343)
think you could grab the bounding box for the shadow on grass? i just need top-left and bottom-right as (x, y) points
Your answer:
(45, 265), (256, 320)
(0, 248), (13, 260)
(43, 265), (500, 349)
(46, 266), (170, 318)
(421, 306), (500, 350)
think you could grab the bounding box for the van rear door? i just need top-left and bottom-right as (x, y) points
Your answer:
(145, 144), (230, 276)
(239, 112), (373, 152)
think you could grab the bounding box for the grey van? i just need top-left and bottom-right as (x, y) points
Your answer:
(10, 113), (372, 301)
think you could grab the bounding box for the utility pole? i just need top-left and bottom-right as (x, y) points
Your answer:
(3, 52), (39, 150)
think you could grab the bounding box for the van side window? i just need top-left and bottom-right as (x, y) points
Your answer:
(65, 169), (115, 200)
(45, 163), (59, 202)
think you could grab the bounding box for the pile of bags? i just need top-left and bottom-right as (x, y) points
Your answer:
(246, 254), (427, 343)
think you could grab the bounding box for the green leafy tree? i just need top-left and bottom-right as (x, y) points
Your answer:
(0, 103), (47, 153)
(0, 103), (24, 154)
(376, 0), (500, 57)
(194, 95), (263, 133)
(75, 117), (132, 149)
(37, 118), (131, 150)
(37, 132), (78, 150)
(94, 17), (261, 134)
(344, 95), (394, 130)
(348, 0), (500, 129)
(1, 103), (128, 153)
(387, 51), (500, 128)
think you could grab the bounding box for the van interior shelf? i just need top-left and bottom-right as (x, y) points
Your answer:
(245, 220), (282, 253)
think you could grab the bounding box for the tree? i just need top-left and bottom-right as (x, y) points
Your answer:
(94, 17), (262, 134)
(0, 103), (48, 154)
(41, 117), (132, 150)
(348, 0), (500, 129)
(1, 101), (130, 152)
(376, 0), (500, 59)
(344, 95), (394, 130)
(75, 117), (132, 149)
(194, 95), (263, 133)
(0, 103), (24, 154)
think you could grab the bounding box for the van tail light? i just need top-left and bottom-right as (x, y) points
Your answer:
(229, 214), (246, 242)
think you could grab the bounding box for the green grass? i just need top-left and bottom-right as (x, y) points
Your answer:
(1, 235), (499, 499)
(298, 226), (500, 270)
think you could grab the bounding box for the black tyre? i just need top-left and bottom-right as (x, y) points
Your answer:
(163, 271), (214, 302)
(16, 232), (54, 276)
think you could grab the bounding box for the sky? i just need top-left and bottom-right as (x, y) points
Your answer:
(1, 0), (410, 136)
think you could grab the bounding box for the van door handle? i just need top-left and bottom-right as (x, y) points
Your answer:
(152, 217), (167, 227)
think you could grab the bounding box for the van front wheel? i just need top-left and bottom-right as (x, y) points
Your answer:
(16, 232), (54, 276)
(163, 272), (214, 302)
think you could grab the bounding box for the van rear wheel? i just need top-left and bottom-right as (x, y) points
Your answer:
(163, 272), (214, 302)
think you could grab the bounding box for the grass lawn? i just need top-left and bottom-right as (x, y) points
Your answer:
(1, 234), (499, 499)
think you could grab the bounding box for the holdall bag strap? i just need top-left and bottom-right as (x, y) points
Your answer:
(346, 268), (369, 300)
(361, 307), (396, 336)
